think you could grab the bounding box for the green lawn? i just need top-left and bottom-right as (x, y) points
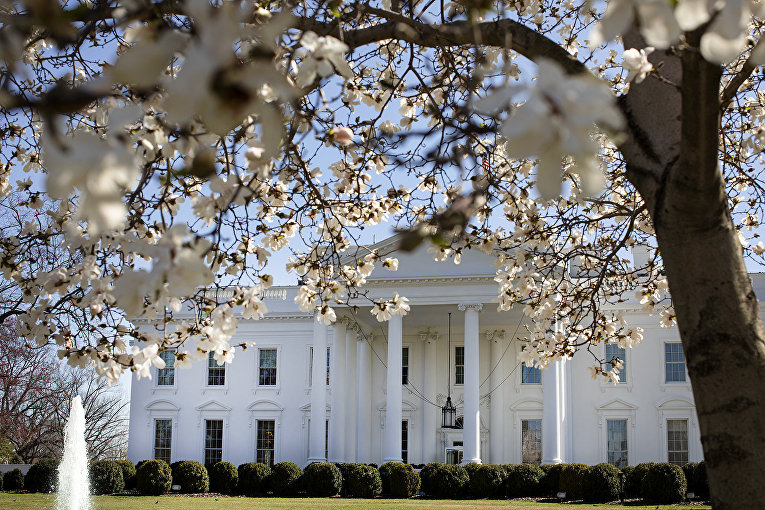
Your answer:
(0, 493), (712, 510)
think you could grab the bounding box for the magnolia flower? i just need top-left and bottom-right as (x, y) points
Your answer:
(295, 32), (353, 87)
(371, 301), (392, 322)
(382, 258), (399, 271)
(332, 126), (354, 146)
(623, 47), (654, 83)
(590, 0), (680, 50)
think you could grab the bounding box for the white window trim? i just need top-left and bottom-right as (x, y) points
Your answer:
(255, 345), (281, 393)
(248, 400), (284, 465)
(196, 400), (231, 465)
(509, 398), (543, 464)
(513, 344), (543, 393)
(656, 397), (699, 463)
(661, 340), (690, 390)
(145, 400), (179, 463)
(402, 344), (411, 386)
(154, 350), (178, 391)
(204, 352), (229, 392)
(306, 345), (331, 391)
(599, 343), (633, 392)
(453, 344), (465, 387)
(152, 417), (175, 463)
(596, 398), (637, 467)
(300, 403), (331, 464)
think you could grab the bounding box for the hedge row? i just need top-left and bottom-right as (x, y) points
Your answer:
(10, 458), (709, 502)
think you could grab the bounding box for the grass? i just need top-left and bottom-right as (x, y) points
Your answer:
(0, 493), (712, 510)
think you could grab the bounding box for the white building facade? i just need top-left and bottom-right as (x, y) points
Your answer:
(128, 239), (710, 469)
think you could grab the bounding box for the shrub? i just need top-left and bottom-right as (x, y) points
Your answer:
(208, 461), (238, 494)
(682, 462), (697, 494)
(136, 459), (172, 496)
(25, 458), (59, 493)
(303, 462), (342, 497)
(505, 464), (544, 498)
(0, 470), (3, 491)
(693, 461), (709, 499)
(469, 464), (506, 498)
(172, 460), (209, 493)
(387, 463), (420, 498)
(582, 463), (622, 503)
(623, 462), (654, 498)
(642, 462), (686, 504)
(378, 462), (396, 495)
(135, 460), (150, 473)
(90, 460), (125, 495)
(419, 462), (469, 499)
(558, 463), (588, 500)
(344, 463), (382, 498)
(269, 462), (302, 496)
(4, 468), (24, 491)
(463, 462), (481, 495)
(539, 464), (564, 497)
(237, 462), (271, 495)
(114, 460), (136, 490)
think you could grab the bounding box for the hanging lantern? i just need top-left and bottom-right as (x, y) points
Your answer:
(442, 395), (457, 428)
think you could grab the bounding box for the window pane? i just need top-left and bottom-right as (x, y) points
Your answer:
(208, 352), (225, 386)
(157, 351), (175, 386)
(607, 419), (628, 469)
(154, 419), (172, 464)
(521, 363), (541, 384)
(204, 419), (223, 466)
(605, 344), (627, 383)
(455, 347), (464, 385)
(259, 349), (277, 386)
(665, 343), (686, 382)
(326, 347), (331, 385)
(521, 419), (542, 464)
(402, 347), (409, 385)
(667, 419), (689, 465)
(256, 420), (275, 467)
(402, 420), (409, 464)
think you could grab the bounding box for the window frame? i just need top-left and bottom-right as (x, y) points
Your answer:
(255, 419), (276, 467)
(153, 418), (173, 463)
(156, 350), (176, 387)
(258, 348), (278, 387)
(666, 418), (689, 466)
(454, 345), (465, 386)
(307, 346), (331, 388)
(520, 418), (542, 465)
(402, 419), (409, 464)
(204, 418), (224, 466)
(402, 346), (410, 386)
(596, 398), (637, 469)
(606, 418), (629, 469)
(663, 341), (688, 384)
(206, 352), (226, 387)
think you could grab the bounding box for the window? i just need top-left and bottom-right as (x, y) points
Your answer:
(521, 346), (541, 384)
(259, 349), (277, 386)
(521, 419), (542, 464)
(256, 420), (275, 467)
(402, 420), (409, 464)
(157, 350), (175, 386)
(325, 419), (329, 460)
(402, 347), (409, 385)
(207, 352), (225, 386)
(308, 347), (331, 386)
(455, 346), (464, 385)
(154, 419), (172, 463)
(607, 419), (628, 468)
(204, 419), (223, 466)
(667, 419), (689, 465)
(665, 343), (686, 382)
(605, 344), (627, 383)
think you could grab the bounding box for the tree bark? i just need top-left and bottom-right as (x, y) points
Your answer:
(622, 29), (765, 510)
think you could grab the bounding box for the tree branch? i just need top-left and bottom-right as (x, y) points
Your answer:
(720, 38), (765, 109)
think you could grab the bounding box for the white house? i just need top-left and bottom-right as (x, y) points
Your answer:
(127, 236), (721, 469)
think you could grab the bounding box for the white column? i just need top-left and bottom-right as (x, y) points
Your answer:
(542, 355), (564, 464)
(356, 335), (373, 463)
(459, 303), (482, 465)
(308, 315), (328, 463)
(345, 328), (358, 462)
(488, 330), (505, 463)
(383, 314), (403, 463)
(329, 320), (347, 462)
(421, 332), (438, 463)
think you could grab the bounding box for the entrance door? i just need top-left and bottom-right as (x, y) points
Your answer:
(445, 447), (463, 464)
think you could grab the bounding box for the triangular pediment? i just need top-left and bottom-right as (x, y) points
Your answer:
(196, 400), (231, 412)
(597, 398), (638, 411)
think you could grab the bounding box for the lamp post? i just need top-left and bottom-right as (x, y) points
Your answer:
(442, 312), (458, 428)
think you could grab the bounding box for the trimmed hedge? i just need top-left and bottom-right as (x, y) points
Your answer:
(237, 462), (271, 495)
(463, 462), (481, 495)
(387, 463), (420, 498)
(303, 462), (342, 497)
(114, 460), (137, 489)
(582, 463), (622, 503)
(378, 462), (396, 495)
(208, 461), (238, 494)
(505, 463), (544, 498)
(25, 458), (59, 493)
(642, 462), (686, 504)
(0, 469), (3, 491)
(539, 464), (564, 497)
(469, 464), (506, 498)
(344, 463), (382, 498)
(623, 462), (654, 498)
(90, 460), (125, 495)
(420, 463), (469, 499)
(136, 459), (172, 496)
(693, 461), (709, 499)
(559, 463), (588, 500)
(270, 462), (302, 496)
(172, 460), (209, 493)
(4, 468), (24, 491)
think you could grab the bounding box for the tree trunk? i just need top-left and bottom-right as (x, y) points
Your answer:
(621, 28), (765, 509)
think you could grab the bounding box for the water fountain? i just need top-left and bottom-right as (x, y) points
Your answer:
(56, 395), (91, 510)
